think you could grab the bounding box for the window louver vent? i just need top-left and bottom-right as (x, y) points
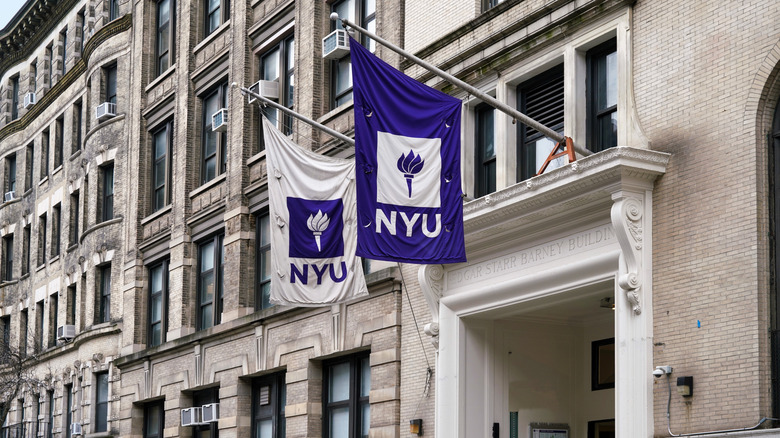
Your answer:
(522, 67), (564, 141)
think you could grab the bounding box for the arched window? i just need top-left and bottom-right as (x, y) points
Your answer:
(770, 100), (780, 416)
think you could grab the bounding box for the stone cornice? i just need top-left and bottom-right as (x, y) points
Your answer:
(0, 13), (132, 145)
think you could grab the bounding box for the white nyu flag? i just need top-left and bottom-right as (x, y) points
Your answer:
(264, 118), (367, 306)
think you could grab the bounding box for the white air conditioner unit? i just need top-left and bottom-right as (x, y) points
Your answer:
(322, 29), (350, 59)
(70, 422), (82, 436)
(212, 108), (228, 132)
(201, 403), (219, 423)
(181, 407), (202, 427)
(57, 324), (76, 341)
(3, 191), (15, 202)
(248, 80), (279, 103)
(95, 102), (117, 122)
(23, 92), (36, 109)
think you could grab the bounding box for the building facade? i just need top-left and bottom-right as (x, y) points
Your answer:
(0, 0), (779, 438)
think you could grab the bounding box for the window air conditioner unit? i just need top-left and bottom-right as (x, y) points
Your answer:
(322, 29), (350, 60)
(248, 80), (279, 103)
(181, 407), (202, 427)
(57, 324), (76, 341)
(23, 92), (36, 109)
(70, 422), (83, 436)
(4, 191), (15, 202)
(95, 102), (116, 122)
(201, 403), (219, 423)
(212, 108), (228, 132)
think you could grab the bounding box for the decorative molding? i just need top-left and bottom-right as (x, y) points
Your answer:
(610, 192), (644, 315)
(418, 264), (443, 325)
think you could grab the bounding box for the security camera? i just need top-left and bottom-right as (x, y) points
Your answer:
(653, 365), (673, 377)
(652, 368), (665, 378)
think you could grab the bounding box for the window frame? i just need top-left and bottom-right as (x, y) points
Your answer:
(52, 204), (61, 258)
(37, 213), (47, 267)
(323, 352), (371, 438)
(255, 212), (271, 310)
(200, 82), (228, 185)
(147, 260), (168, 347)
(101, 163), (114, 222)
(151, 121), (173, 213)
(251, 372), (286, 438)
(474, 103), (496, 198)
(60, 27), (68, 76)
(98, 264), (111, 324)
(329, 0), (374, 109)
(2, 234), (11, 281)
(193, 387), (219, 437)
(259, 34), (295, 136)
(109, 0), (120, 21)
(10, 76), (19, 121)
(197, 234), (224, 330)
(156, 0), (175, 76)
(64, 384), (73, 438)
(6, 153), (16, 194)
(70, 192), (80, 245)
(94, 372), (109, 432)
(41, 128), (50, 180)
(586, 38), (618, 153)
(143, 400), (164, 438)
(204, 0), (230, 37)
(105, 64), (118, 106)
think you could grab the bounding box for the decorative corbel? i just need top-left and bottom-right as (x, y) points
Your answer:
(418, 264), (443, 349)
(610, 192), (644, 315)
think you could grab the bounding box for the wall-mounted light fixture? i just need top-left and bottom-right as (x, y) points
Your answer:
(599, 297), (615, 310)
(410, 419), (423, 436)
(676, 376), (693, 397)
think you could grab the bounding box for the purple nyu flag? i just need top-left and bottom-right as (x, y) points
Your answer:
(351, 38), (466, 264)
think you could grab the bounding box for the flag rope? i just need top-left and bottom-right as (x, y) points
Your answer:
(397, 262), (432, 370)
(335, 14), (592, 158)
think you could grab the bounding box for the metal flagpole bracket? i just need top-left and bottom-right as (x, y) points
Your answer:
(331, 14), (591, 159)
(234, 82), (356, 147)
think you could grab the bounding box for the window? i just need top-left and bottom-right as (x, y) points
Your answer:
(105, 64), (118, 107)
(70, 192), (80, 245)
(48, 293), (58, 348)
(324, 354), (370, 438)
(35, 301), (43, 352)
(193, 388), (219, 437)
(200, 83), (228, 184)
(61, 28), (68, 76)
(22, 224), (30, 275)
(73, 101), (83, 153)
(19, 309), (27, 357)
(6, 154), (16, 194)
(587, 39), (617, 152)
(151, 122), (172, 212)
(78, 11), (85, 54)
(197, 234), (223, 330)
(148, 260), (168, 347)
(67, 285), (77, 325)
(64, 384), (73, 438)
(46, 45), (53, 88)
(94, 372), (109, 432)
(37, 213), (47, 266)
(330, 0), (374, 108)
(101, 164), (114, 222)
(474, 104), (495, 198)
(25, 143), (33, 190)
(260, 35), (294, 135)
(517, 65), (565, 180)
(109, 0), (120, 21)
(205, 0), (229, 37)
(252, 373), (286, 438)
(156, 0), (174, 75)
(31, 62), (37, 93)
(770, 100), (780, 417)
(1, 315), (10, 355)
(10, 76), (19, 120)
(97, 265), (111, 323)
(143, 401), (164, 438)
(256, 213), (271, 310)
(3, 234), (13, 281)
(482, 0), (504, 11)
(41, 128), (50, 180)
(52, 204), (61, 257)
(35, 394), (42, 437)
(46, 390), (54, 438)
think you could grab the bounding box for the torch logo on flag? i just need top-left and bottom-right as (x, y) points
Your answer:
(397, 150), (424, 197)
(306, 210), (330, 252)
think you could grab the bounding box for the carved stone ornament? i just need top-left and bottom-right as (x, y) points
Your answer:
(611, 194), (644, 315)
(418, 264), (444, 349)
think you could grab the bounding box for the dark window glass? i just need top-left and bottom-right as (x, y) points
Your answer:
(98, 265), (111, 323)
(22, 225), (30, 275)
(201, 83), (227, 184)
(256, 213), (271, 310)
(46, 390), (54, 438)
(19, 309), (27, 357)
(68, 285), (77, 325)
(205, 0), (229, 37)
(32, 62), (37, 93)
(70, 192), (80, 245)
(330, 0), (374, 108)
(106, 65), (118, 106)
(156, 0), (174, 75)
(517, 65), (565, 181)
(10, 77), (18, 120)
(148, 261), (168, 347)
(52, 205), (61, 258)
(42, 129), (50, 179)
(260, 35), (294, 136)
(3, 235), (12, 282)
(152, 122), (172, 212)
(0, 315), (9, 360)
(64, 384), (73, 438)
(78, 11), (85, 54)
(7, 154), (16, 194)
(252, 373), (286, 438)
(193, 388), (219, 438)
(198, 235), (223, 330)
(36, 301), (43, 352)
(770, 100), (780, 417)
(475, 104), (495, 198)
(48, 294), (58, 348)
(109, 0), (120, 21)
(74, 102), (83, 153)
(144, 401), (164, 438)
(25, 143), (33, 191)
(61, 28), (68, 76)
(587, 39), (618, 152)
(323, 354), (370, 438)
(54, 117), (64, 168)
(95, 373), (109, 432)
(37, 214), (47, 266)
(47, 45), (53, 88)
(101, 164), (114, 222)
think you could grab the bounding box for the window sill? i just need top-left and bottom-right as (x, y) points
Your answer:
(49, 255), (60, 264)
(189, 173), (226, 198)
(0, 279), (19, 287)
(67, 243), (78, 253)
(36, 263), (46, 272)
(246, 150), (267, 167)
(69, 148), (82, 162)
(52, 164), (63, 176)
(2, 197), (21, 207)
(146, 65), (177, 93)
(194, 20), (231, 54)
(38, 176), (49, 186)
(80, 216), (123, 244)
(141, 204), (172, 225)
(19, 273), (29, 281)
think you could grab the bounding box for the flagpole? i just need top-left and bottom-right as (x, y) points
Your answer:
(234, 83), (356, 147)
(333, 14), (592, 158)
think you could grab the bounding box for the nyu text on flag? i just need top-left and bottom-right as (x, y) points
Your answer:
(350, 37), (466, 264)
(263, 117), (368, 306)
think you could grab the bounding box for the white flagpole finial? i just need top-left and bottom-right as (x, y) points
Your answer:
(329, 12), (340, 21)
